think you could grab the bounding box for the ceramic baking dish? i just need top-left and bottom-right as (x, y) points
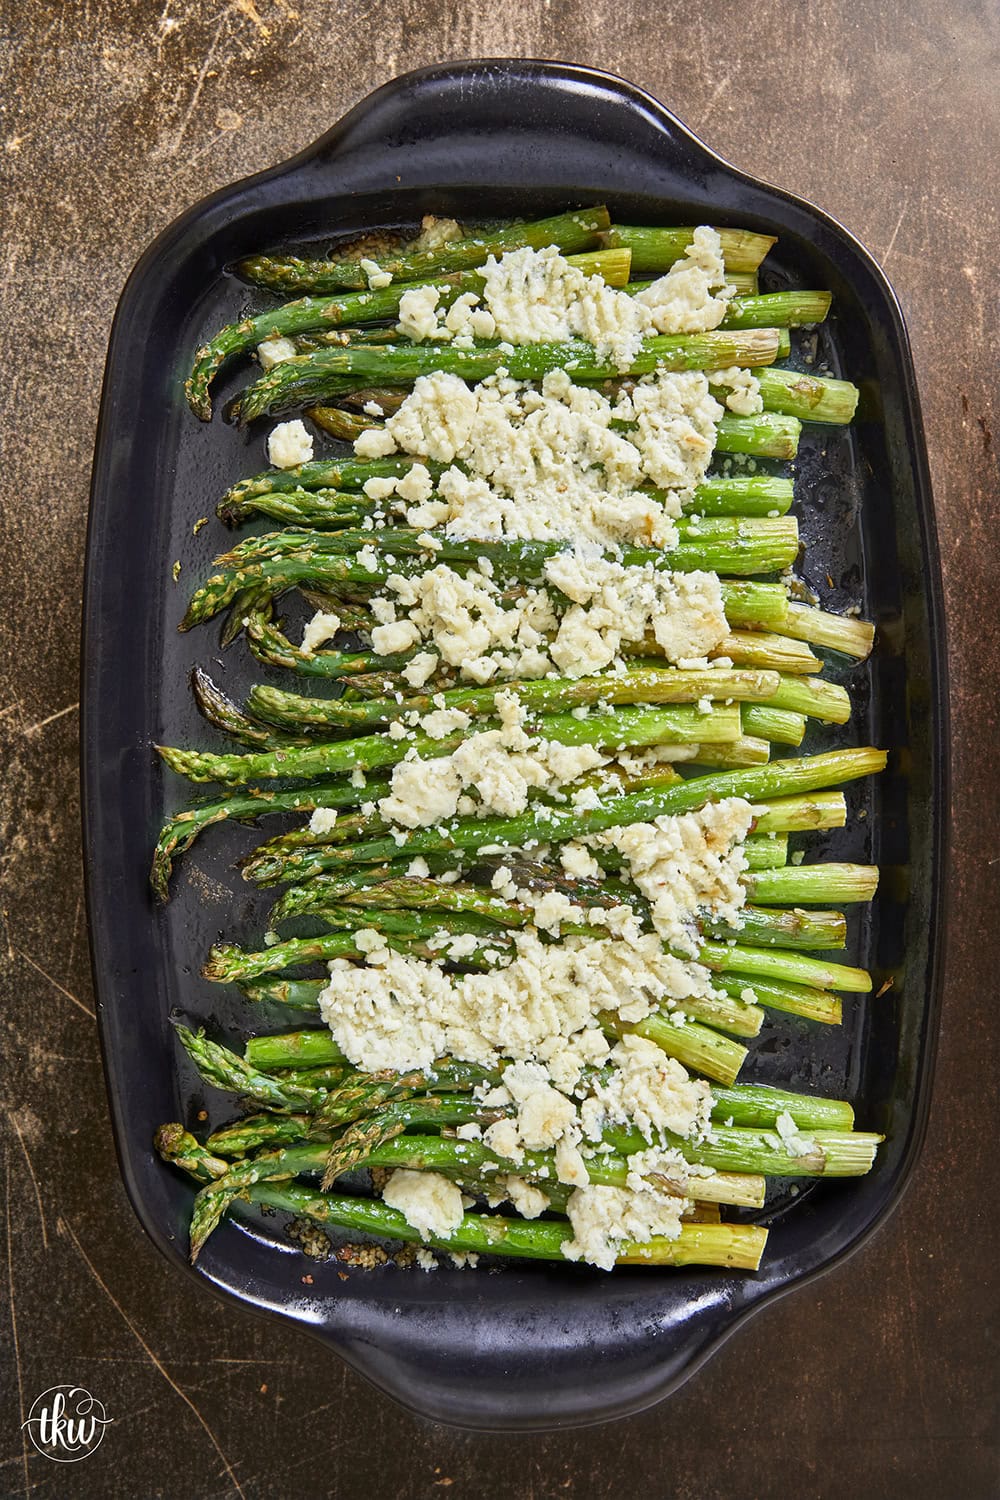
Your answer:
(83, 59), (947, 1429)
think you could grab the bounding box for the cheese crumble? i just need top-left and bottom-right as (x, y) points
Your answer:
(317, 928), (721, 1090)
(353, 367), (726, 548)
(267, 419), (313, 469)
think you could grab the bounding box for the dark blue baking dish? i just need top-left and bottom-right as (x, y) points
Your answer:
(82, 59), (947, 1430)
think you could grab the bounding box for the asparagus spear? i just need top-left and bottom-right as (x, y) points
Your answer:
(181, 523), (802, 631)
(176, 751), (884, 874)
(740, 704), (806, 746)
(246, 667), (782, 735)
(713, 972), (842, 1025)
(150, 779), (387, 901)
(158, 700), (745, 787)
(744, 864), (879, 905)
(602, 225), (776, 273)
(784, 601), (876, 660)
(235, 329), (784, 423)
(238, 207), (612, 295)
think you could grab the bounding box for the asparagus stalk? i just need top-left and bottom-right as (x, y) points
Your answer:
(784, 601), (876, 659)
(708, 1084), (854, 1130)
(235, 329), (784, 423)
(245, 667), (782, 735)
(221, 456), (446, 511)
(226, 472), (797, 531)
(742, 834), (788, 870)
(602, 225), (776, 273)
(685, 737), (771, 769)
(718, 581), (789, 631)
(217, 455), (790, 515)
(696, 941), (872, 993)
(180, 523), (801, 631)
(720, 290), (832, 329)
(703, 905), (846, 951)
(159, 700), (745, 788)
(174, 1025), (322, 1112)
(304, 406), (372, 442)
(190, 665), (310, 750)
(768, 674), (852, 724)
(713, 972), (842, 1025)
(715, 411), (801, 458)
(740, 703), (807, 746)
(713, 631), (821, 675)
(256, 1179), (771, 1269)
(219, 749), (887, 876)
(611, 1123), (882, 1177)
(239, 976), (329, 1008)
(239, 207), (612, 296)
(755, 368), (859, 425)
(150, 779), (383, 901)
(687, 475), (794, 516)
(749, 791), (846, 833)
(601, 1011), (747, 1085)
(744, 864), (879, 905)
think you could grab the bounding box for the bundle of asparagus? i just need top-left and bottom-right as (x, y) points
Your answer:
(156, 208), (882, 1273)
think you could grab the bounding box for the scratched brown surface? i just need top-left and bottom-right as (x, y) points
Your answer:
(1, 2), (998, 1496)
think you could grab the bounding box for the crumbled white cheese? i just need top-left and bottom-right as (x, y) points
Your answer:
(559, 842), (605, 881)
(411, 215), (463, 252)
(483, 1116), (524, 1164)
(377, 367), (723, 548)
(382, 1169), (464, 1238)
(554, 1138), (590, 1187)
(362, 476), (398, 501)
(419, 707), (472, 740)
(359, 256), (393, 290)
(503, 1176), (550, 1218)
(300, 610), (341, 655)
(353, 425), (398, 459)
(370, 619), (421, 656)
(396, 284), (446, 342)
(367, 551), (726, 687)
(481, 244), (651, 371)
(775, 1110), (816, 1157)
(308, 807), (339, 835)
(614, 374), (722, 494)
(585, 1034), (713, 1142)
(708, 366), (764, 415)
(267, 419), (313, 469)
(318, 928), (717, 1088)
(600, 798), (754, 952)
(257, 336), (297, 370)
(377, 755), (462, 828)
(502, 1060), (578, 1148)
(561, 1181), (686, 1270)
(393, 463), (434, 504)
(387, 371), (479, 462)
(379, 562), (558, 683)
(401, 651), (439, 688)
(543, 555), (729, 675)
(632, 226), (733, 334)
(376, 702), (606, 830)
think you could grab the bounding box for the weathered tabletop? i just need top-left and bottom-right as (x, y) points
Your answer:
(1, 2), (997, 1496)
